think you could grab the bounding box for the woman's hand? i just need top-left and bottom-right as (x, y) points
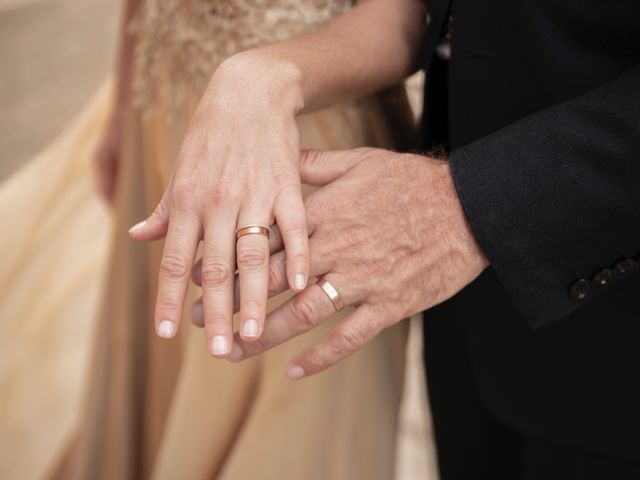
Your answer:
(129, 53), (310, 357)
(94, 106), (126, 204)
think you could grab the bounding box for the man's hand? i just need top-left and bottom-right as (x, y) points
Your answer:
(193, 148), (489, 377)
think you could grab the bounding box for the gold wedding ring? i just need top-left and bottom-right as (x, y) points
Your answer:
(235, 224), (271, 240)
(316, 278), (345, 312)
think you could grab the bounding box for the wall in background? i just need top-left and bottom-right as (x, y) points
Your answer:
(0, 0), (118, 180)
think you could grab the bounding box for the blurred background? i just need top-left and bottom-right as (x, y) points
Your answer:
(0, 0), (117, 180)
(0, 4), (118, 479)
(0, 1), (434, 479)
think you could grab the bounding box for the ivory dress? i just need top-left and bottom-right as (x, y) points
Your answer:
(1, 1), (421, 479)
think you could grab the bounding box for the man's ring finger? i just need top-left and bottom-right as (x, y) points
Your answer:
(316, 277), (345, 312)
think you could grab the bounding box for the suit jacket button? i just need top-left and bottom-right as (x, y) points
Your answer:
(592, 268), (615, 286)
(569, 278), (593, 300)
(614, 259), (639, 275)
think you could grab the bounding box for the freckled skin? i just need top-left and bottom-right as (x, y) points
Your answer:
(227, 148), (489, 378)
(128, 0), (430, 360)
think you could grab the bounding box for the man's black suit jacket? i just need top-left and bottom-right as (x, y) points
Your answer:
(421, 0), (640, 460)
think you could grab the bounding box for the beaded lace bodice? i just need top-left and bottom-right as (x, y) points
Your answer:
(131, 0), (351, 112)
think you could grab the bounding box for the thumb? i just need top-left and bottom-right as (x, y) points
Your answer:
(128, 190), (170, 241)
(299, 148), (370, 186)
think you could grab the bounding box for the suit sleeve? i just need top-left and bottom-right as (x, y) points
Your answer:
(449, 65), (640, 328)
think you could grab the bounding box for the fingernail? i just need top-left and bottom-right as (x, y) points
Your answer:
(157, 320), (176, 338)
(228, 343), (244, 362)
(242, 319), (258, 338)
(294, 274), (306, 290)
(211, 335), (229, 356)
(287, 365), (306, 379)
(128, 220), (147, 234)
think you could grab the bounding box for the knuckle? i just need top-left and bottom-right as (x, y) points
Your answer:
(302, 149), (324, 168)
(289, 295), (318, 330)
(237, 247), (267, 269)
(361, 257), (389, 279)
(201, 257), (232, 288)
(302, 351), (326, 373)
(172, 179), (198, 209)
(206, 309), (231, 328)
(332, 327), (365, 355)
(159, 252), (190, 280)
(155, 296), (179, 314)
(334, 229), (366, 253)
(354, 147), (382, 163)
(273, 167), (299, 188)
(241, 299), (263, 314)
(243, 171), (259, 190)
(211, 177), (236, 205)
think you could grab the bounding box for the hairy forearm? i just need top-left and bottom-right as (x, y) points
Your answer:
(213, 0), (427, 114)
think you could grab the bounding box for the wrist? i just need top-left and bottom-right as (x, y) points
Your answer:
(423, 156), (490, 272)
(207, 50), (305, 115)
(439, 160), (490, 271)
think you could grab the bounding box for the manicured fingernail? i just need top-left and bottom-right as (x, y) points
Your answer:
(243, 319), (258, 338)
(287, 365), (306, 379)
(211, 335), (229, 355)
(294, 274), (306, 290)
(157, 320), (176, 338)
(128, 220), (147, 234)
(228, 343), (244, 362)
(191, 303), (204, 326)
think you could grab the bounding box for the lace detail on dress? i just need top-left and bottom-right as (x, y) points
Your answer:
(130, 0), (351, 115)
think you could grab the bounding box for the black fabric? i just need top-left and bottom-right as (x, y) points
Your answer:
(423, 308), (522, 479)
(420, 0), (640, 466)
(451, 65), (640, 328)
(522, 438), (640, 480)
(425, 316), (640, 479)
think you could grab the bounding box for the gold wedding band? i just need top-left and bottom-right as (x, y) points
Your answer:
(316, 278), (345, 312)
(236, 224), (271, 240)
